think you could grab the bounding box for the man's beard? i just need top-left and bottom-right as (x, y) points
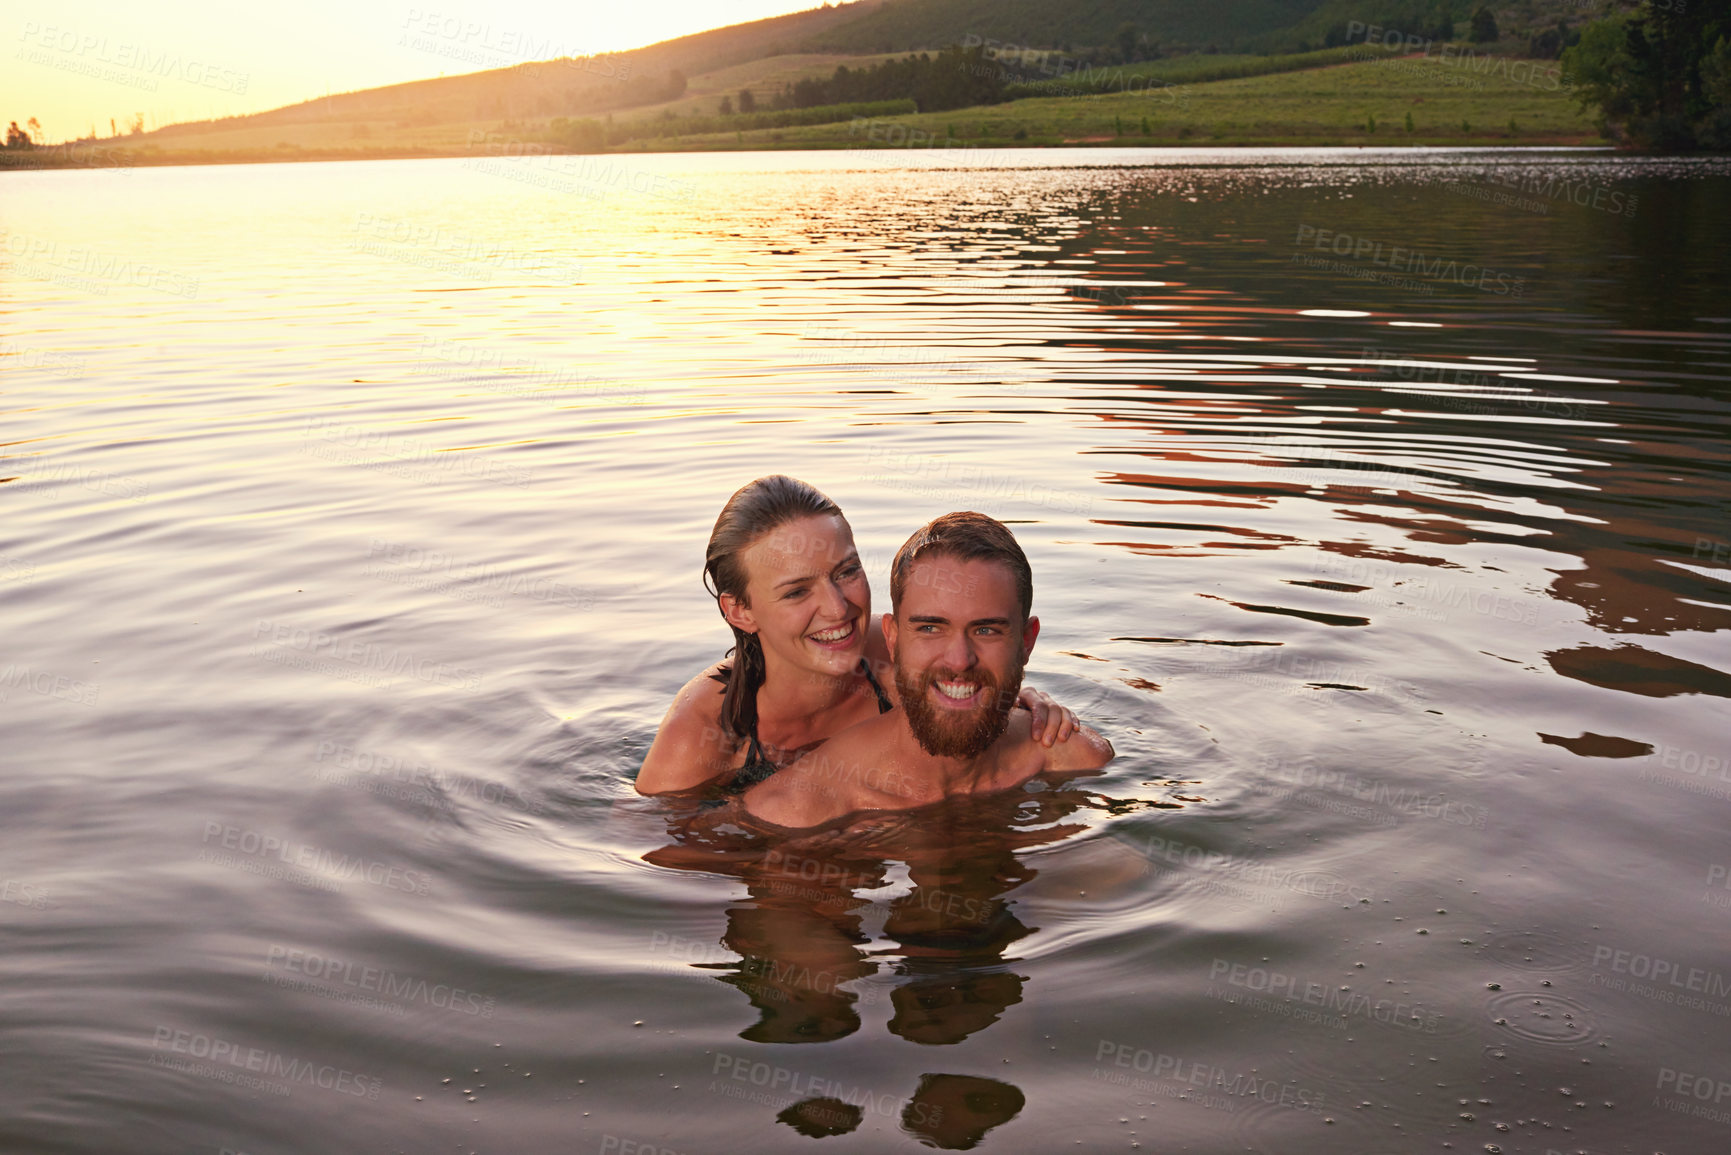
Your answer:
(896, 663), (1022, 759)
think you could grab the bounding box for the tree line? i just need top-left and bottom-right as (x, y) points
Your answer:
(4, 119), (41, 148)
(763, 44), (1008, 114)
(1566, 0), (1731, 150)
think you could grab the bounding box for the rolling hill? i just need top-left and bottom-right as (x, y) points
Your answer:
(15, 0), (1609, 162)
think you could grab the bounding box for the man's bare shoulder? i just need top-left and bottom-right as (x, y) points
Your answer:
(996, 709), (1113, 778)
(741, 714), (904, 830)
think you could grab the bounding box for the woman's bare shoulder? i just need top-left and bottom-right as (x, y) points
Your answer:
(636, 663), (738, 796)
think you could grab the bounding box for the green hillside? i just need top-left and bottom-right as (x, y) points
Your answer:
(6, 0), (1624, 164)
(630, 52), (1596, 149)
(802, 0), (1323, 54)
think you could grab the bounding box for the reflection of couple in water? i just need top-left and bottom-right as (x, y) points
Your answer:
(637, 475), (1113, 820)
(633, 477), (1117, 1144)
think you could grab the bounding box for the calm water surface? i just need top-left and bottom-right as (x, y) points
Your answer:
(3, 148), (1730, 1154)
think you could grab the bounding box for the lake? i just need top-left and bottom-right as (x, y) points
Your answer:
(2, 146), (1729, 1154)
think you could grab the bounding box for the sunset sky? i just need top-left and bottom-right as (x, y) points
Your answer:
(6, 0), (832, 142)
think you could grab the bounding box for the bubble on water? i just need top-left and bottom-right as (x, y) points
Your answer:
(1487, 991), (1600, 1046)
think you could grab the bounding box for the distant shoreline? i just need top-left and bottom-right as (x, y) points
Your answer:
(0, 135), (1618, 172)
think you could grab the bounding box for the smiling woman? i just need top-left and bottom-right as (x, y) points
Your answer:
(634, 476), (1077, 796)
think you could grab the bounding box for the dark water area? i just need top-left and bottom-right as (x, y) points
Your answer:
(2, 148), (1729, 1154)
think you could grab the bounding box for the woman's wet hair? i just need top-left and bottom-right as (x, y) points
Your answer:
(705, 475), (844, 738)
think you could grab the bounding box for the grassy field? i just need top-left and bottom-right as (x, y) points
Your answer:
(11, 50), (1600, 168)
(1003, 43), (1383, 95)
(638, 53), (1597, 151)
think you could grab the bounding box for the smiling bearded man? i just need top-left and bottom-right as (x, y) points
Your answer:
(741, 512), (1113, 832)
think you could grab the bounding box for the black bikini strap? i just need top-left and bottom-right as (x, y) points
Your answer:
(860, 659), (893, 714)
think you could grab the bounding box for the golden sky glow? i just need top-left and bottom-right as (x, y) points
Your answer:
(6, 0), (835, 142)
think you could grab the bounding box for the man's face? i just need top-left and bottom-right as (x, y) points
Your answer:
(887, 556), (1039, 760)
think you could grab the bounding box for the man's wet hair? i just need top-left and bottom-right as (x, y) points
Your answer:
(890, 511), (1032, 621)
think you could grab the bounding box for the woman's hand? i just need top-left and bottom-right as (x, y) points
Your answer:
(1015, 687), (1077, 747)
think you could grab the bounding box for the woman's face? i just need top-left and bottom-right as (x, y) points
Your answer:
(727, 514), (870, 679)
